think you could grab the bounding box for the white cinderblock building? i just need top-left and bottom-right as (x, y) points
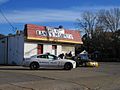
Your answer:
(0, 24), (83, 65)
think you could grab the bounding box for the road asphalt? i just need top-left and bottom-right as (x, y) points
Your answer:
(0, 62), (120, 90)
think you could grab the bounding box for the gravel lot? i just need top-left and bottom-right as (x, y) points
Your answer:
(0, 62), (120, 90)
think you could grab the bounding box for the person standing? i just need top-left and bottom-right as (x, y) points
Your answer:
(58, 53), (64, 59)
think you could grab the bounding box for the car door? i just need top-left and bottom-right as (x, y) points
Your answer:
(48, 55), (60, 68)
(37, 55), (49, 68)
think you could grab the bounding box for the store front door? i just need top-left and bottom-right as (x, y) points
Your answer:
(37, 44), (43, 54)
(52, 45), (57, 55)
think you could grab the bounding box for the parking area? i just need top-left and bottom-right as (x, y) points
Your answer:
(0, 62), (120, 90)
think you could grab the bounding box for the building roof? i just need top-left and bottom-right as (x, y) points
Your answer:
(24, 24), (83, 44)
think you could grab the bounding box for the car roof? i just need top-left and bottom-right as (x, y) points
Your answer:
(31, 53), (56, 57)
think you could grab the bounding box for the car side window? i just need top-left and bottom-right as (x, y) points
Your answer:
(37, 55), (47, 59)
(48, 55), (58, 60)
(48, 55), (54, 59)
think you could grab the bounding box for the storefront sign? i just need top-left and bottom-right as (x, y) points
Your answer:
(36, 27), (73, 39)
(46, 26), (65, 34)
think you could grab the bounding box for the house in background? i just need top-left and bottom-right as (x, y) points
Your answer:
(0, 24), (83, 65)
(0, 34), (5, 39)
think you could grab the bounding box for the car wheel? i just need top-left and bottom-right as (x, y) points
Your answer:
(30, 62), (39, 70)
(64, 63), (73, 70)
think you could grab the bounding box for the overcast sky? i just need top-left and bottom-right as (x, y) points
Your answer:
(0, 0), (120, 34)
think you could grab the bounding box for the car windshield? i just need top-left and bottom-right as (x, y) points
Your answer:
(31, 55), (37, 58)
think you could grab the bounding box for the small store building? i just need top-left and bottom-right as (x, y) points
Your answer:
(0, 24), (83, 65)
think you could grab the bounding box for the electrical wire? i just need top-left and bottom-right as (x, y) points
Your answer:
(0, 9), (16, 33)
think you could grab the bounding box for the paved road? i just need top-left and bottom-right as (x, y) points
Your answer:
(0, 62), (120, 90)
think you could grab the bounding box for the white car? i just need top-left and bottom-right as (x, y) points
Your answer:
(23, 53), (76, 70)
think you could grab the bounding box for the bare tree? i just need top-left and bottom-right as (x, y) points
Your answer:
(76, 8), (120, 61)
(98, 8), (120, 32)
(76, 11), (97, 38)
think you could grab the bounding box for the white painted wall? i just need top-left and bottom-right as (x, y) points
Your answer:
(62, 45), (75, 56)
(43, 44), (52, 54)
(24, 43), (62, 57)
(43, 44), (62, 56)
(24, 42), (75, 58)
(57, 45), (62, 56)
(24, 42), (37, 58)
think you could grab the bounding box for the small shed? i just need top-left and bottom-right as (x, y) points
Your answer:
(79, 50), (89, 60)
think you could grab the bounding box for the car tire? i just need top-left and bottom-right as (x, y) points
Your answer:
(30, 62), (39, 70)
(64, 63), (73, 70)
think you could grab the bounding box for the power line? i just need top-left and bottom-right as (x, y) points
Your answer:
(0, 9), (16, 33)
